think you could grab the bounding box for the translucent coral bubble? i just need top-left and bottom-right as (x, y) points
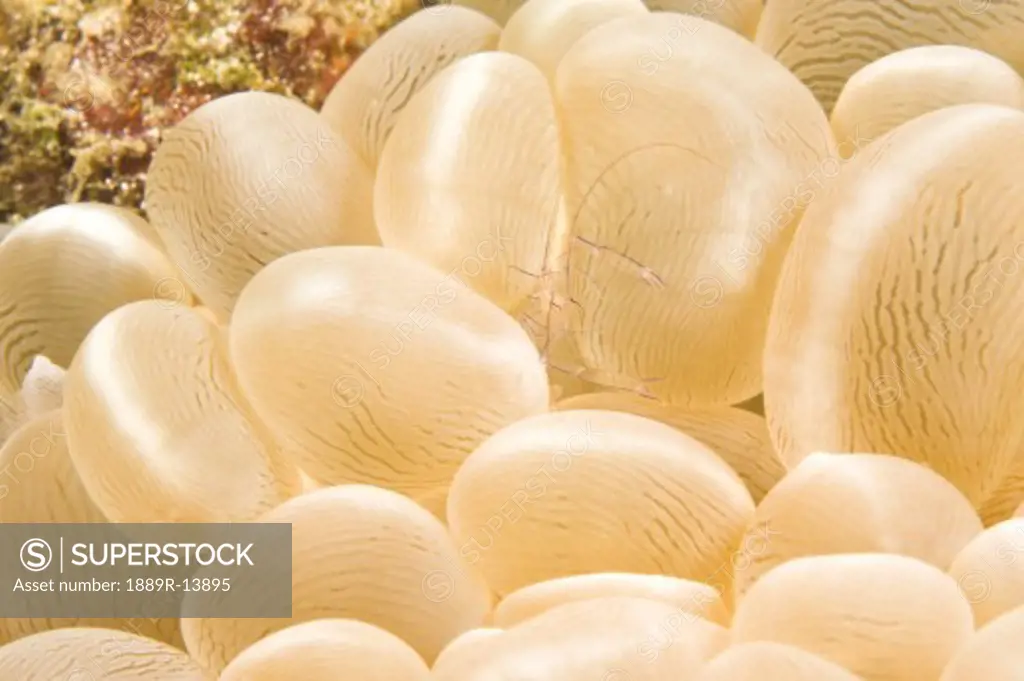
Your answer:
(555, 12), (835, 406)
(181, 485), (491, 675)
(500, 0), (649, 79)
(63, 300), (301, 523)
(732, 453), (982, 599)
(228, 246), (549, 516)
(645, 0), (762, 38)
(218, 619), (432, 681)
(446, 409), (754, 598)
(0, 627), (205, 679)
(763, 104), (1024, 518)
(493, 572), (729, 628)
(941, 605), (1024, 681)
(0, 203), (187, 440)
(948, 519), (1024, 628)
(437, 596), (726, 681)
(375, 51), (563, 315)
(555, 391), (784, 502)
(321, 7), (500, 170)
(732, 554), (974, 681)
(756, 0), (1024, 114)
(0, 412), (183, 648)
(146, 91), (375, 320)
(432, 628), (503, 677)
(693, 641), (864, 681)
(831, 46), (1024, 152)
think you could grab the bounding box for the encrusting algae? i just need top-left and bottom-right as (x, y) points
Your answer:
(0, 0), (420, 224)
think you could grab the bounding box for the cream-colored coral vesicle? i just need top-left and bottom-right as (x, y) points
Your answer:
(18, 355), (64, 420)
(446, 409), (755, 598)
(0, 628), (206, 679)
(217, 619), (432, 681)
(375, 51), (562, 315)
(437, 596), (726, 681)
(693, 641), (864, 681)
(228, 246), (549, 516)
(554, 12), (834, 406)
(145, 91), (376, 321)
(755, 0), (1024, 114)
(0, 203), (188, 441)
(493, 572), (729, 628)
(763, 104), (1024, 514)
(181, 485), (491, 675)
(831, 46), (1024, 152)
(499, 0), (649, 80)
(321, 6), (500, 170)
(731, 554), (975, 681)
(940, 605), (1024, 681)
(732, 452), (983, 598)
(63, 300), (301, 523)
(948, 518), (1024, 628)
(0, 411), (183, 649)
(555, 391), (784, 502)
(431, 628), (504, 678)
(644, 0), (762, 38)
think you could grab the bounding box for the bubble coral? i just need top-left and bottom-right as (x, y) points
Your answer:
(228, 245), (549, 515)
(181, 485), (491, 675)
(756, 0), (1024, 114)
(831, 46), (1024, 150)
(555, 391), (784, 502)
(948, 518), (1024, 628)
(446, 409), (755, 598)
(377, 9), (834, 406)
(940, 604), (1024, 681)
(433, 596), (726, 681)
(764, 104), (1024, 522)
(0, 627), (204, 679)
(145, 91), (377, 320)
(732, 553), (975, 681)
(492, 572), (729, 627)
(732, 452), (982, 597)
(693, 641), (864, 681)
(218, 619), (432, 681)
(63, 300), (301, 523)
(0, 203), (186, 440)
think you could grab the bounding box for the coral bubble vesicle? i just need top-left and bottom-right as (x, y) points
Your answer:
(0, 628), (205, 680)
(218, 619), (433, 681)
(830, 46), (1024, 153)
(554, 12), (835, 406)
(321, 6), (502, 171)
(228, 246), (549, 514)
(145, 91), (376, 320)
(555, 391), (785, 502)
(181, 485), (491, 674)
(63, 300), (301, 523)
(499, 0), (650, 80)
(764, 104), (1024, 517)
(948, 519), (1024, 628)
(693, 642), (865, 681)
(732, 453), (982, 598)
(0, 203), (186, 439)
(446, 409), (755, 598)
(755, 0), (1024, 114)
(940, 605), (1024, 681)
(374, 51), (563, 315)
(732, 554), (974, 681)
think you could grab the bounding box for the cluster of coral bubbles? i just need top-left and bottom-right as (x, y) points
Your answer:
(3, 0), (1024, 678)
